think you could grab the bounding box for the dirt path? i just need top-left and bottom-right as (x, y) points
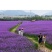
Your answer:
(27, 37), (52, 52)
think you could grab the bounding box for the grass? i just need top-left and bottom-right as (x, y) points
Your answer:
(9, 24), (19, 33)
(9, 25), (18, 32)
(45, 42), (52, 50)
(34, 43), (38, 49)
(24, 33), (38, 42)
(24, 33), (38, 49)
(9, 22), (21, 33)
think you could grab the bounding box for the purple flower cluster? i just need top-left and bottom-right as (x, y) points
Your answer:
(18, 21), (52, 44)
(0, 21), (40, 52)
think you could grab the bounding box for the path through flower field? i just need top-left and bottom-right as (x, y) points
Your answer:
(27, 37), (52, 52)
(10, 21), (52, 52)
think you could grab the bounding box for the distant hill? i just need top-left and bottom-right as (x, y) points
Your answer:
(0, 10), (35, 16)
(43, 11), (52, 16)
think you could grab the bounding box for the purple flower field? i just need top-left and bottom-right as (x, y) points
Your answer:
(0, 21), (19, 32)
(18, 21), (52, 44)
(0, 21), (41, 52)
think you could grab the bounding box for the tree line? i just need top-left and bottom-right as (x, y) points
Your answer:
(0, 16), (52, 21)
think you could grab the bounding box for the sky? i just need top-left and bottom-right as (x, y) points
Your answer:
(0, 0), (52, 10)
(0, 0), (52, 16)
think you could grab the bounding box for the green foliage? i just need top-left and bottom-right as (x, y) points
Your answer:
(34, 43), (38, 49)
(45, 42), (52, 50)
(0, 15), (52, 21)
(24, 33), (38, 49)
(24, 33), (38, 42)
